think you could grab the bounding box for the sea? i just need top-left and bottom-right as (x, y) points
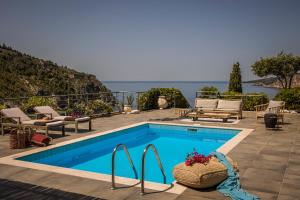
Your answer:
(103, 81), (279, 107)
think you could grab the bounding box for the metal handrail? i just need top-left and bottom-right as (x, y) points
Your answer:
(111, 144), (138, 189)
(141, 144), (167, 194)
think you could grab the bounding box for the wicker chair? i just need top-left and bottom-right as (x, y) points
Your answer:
(255, 100), (285, 123)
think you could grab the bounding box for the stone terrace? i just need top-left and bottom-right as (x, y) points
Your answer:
(0, 109), (299, 200)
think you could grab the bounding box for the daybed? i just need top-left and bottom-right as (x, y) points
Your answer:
(194, 98), (243, 119)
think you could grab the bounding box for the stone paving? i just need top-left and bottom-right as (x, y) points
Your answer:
(0, 109), (299, 200)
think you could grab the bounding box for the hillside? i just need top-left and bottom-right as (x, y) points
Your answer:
(0, 44), (111, 98)
(245, 74), (300, 88)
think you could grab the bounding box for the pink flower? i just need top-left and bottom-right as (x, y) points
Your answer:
(185, 150), (212, 166)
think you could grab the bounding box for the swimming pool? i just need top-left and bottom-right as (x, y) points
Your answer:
(16, 123), (240, 184)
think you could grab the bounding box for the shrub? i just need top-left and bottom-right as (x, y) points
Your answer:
(242, 93), (269, 111)
(0, 104), (7, 110)
(87, 99), (113, 114)
(138, 88), (189, 111)
(66, 102), (87, 116)
(275, 88), (300, 111)
(221, 91), (269, 111)
(66, 100), (113, 116)
(221, 91), (241, 99)
(22, 96), (57, 113)
(199, 86), (220, 97)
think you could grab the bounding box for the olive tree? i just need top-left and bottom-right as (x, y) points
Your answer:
(251, 52), (300, 89)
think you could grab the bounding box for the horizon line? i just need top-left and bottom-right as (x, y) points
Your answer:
(102, 80), (254, 82)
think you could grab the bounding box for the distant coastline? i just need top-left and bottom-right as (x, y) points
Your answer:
(103, 81), (279, 106)
(103, 81), (228, 83)
(244, 74), (300, 89)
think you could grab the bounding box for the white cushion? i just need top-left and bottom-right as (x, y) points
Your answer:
(22, 120), (64, 127)
(130, 110), (140, 114)
(46, 121), (65, 127)
(75, 117), (90, 122)
(195, 99), (218, 110)
(22, 120), (37, 125)
(217, 100), (241, 110)
(54, 116), (70, 120)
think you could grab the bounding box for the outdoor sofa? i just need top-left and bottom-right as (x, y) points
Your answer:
(1, 107), (65, 136)
(34, 106), (92, 133)
(194, 98), (243, 119)
(255, 100), (285, 123)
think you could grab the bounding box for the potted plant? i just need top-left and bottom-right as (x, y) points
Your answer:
(124, 95), (134, 113)
(158, 96), (168, 109)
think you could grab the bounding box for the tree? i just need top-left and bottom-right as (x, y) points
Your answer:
(228, 62), (243, 93)
(251, 52), (300, 89)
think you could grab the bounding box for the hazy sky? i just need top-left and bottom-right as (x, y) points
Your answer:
(1, 0), (300, 81)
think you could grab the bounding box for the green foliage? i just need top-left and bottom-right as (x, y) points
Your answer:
(221, 91), (269, 111)
(228, 62), (243, 93)
(66, 100), (113, 116)
(198, 86), (220, 98)
(0, 45), (113, 98)
(242, 93), (269, 111)
(87, 100), (113, 115)
(0, 103), (7, 110)
(126, 95), (134, 106)
(200, 86), (219, 95)
(221, 91), (242, 99)
(22, 96), (57, 113)
(66, 102), (87, 116)
(251, 52), (300, 89)
(275, 88), (300, 111)
(138, 88), (189, 111)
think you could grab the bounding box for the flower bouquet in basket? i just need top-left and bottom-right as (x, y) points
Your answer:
(185, 149), (212, 166)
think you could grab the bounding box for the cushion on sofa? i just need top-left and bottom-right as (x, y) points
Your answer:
(172, 157), (238, 189)
(217, 100), (241, 111)
(195, 99), (218, 110)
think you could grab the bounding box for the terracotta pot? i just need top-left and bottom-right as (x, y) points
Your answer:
(123, 105), (132, 113)
(158, 96), (168, 109)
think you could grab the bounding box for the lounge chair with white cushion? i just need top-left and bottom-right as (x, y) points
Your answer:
(1, 107), (65, 136)
(255, 100), (285, 123)
(34, 106), (92, 133)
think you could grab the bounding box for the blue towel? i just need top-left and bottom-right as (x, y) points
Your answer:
(212, 151), (260, 200)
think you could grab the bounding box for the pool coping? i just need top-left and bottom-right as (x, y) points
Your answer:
(0, 122), (253, 195)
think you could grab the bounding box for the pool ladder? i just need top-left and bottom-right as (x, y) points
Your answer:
(111, 144), (138, 189)
(111, 143), (168, 194)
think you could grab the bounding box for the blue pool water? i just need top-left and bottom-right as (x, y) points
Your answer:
(18, 124), (240, 184)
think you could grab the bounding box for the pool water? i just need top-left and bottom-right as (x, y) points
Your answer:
(18, 124), (239, 184)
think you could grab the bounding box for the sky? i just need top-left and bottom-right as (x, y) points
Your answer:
(1, 0), (300, 81)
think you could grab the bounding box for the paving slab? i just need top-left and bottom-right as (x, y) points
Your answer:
(0, 110), (299, 199)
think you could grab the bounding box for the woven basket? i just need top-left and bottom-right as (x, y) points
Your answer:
(9, 128), (32, 149)
(172, 157), (238, 189)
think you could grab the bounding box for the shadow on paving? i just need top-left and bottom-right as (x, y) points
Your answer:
(0, 178), (105, 200)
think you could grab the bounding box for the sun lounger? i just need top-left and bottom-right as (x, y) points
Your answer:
(34, 106), (92, 133)
(1, 107), (65, 136)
